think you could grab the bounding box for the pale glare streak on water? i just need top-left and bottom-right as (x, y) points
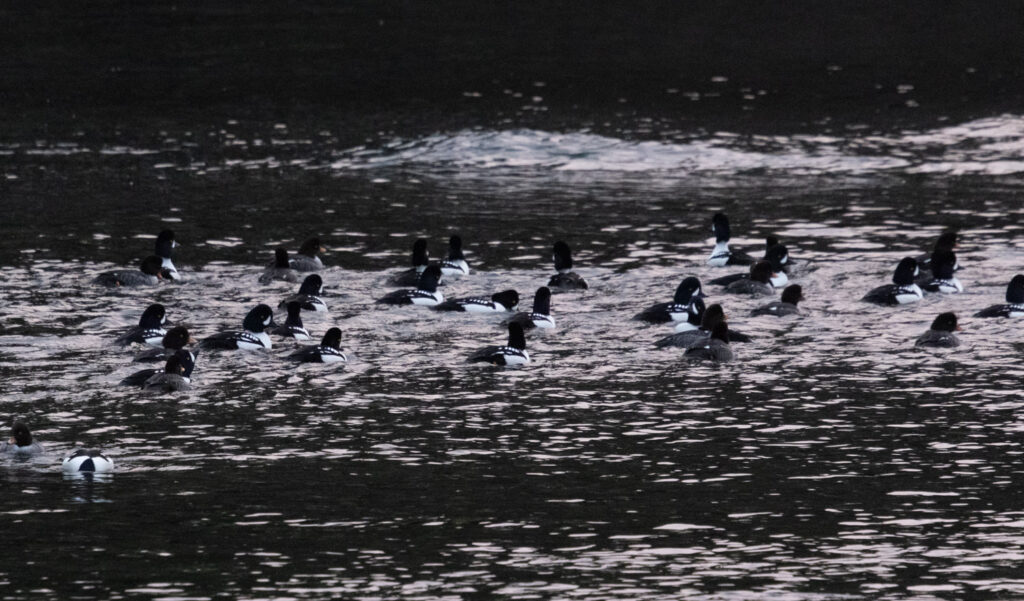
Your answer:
(323, 116), (1024, 176)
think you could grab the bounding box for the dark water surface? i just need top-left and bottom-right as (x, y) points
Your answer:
(3, 124), (1024, 599)
(4, 4), (1024, 600)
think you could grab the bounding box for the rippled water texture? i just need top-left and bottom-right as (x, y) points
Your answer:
(332, 116), (1024, 175)
(2, 119), (1024, 600)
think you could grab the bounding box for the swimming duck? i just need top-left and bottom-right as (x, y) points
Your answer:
(975, 274), (1024, 318)
(915, 312), (961, 348)
(751, 284), (804, 317)
(915, 231), (958, 275)
(634, 277), (705, 323)
(143, 351), (195, 392)
(671, 297), (707, 333)
(390, 239), (430, 286)
(289, 237), (325, 272)
(114, 304), (168, 347)
(723, 260), (775, 296)
(278, 274), (328, 312)
(94, 255), (165, 287)
(62, 449), (114, 473)
(270, 301), (312, 340)
(376, 265), (444, 306)
(920, 250), (963, 294)
(547, 241), (588, 290)
(154, 230), (181, 281)
(710, 244), (789, 288)
(199, 305), (277, 351)
(862, 257), (923, 306)
(121, 348), (197, 388)
(0, 422), (43, 455)
(434, 289), (519, 313)
(467, 322), (529, 366)
(289, 327), (347, 363)
(763, 236), (795, 270)
(683, 321), (734, 362)
(259, 248), (300, 284)
(707, 213), (756, 267)
(440, 235), (470, 277)
(655, 303), (751, 348)
(132, 326), (195, 362)
(506, 287), (555, 330)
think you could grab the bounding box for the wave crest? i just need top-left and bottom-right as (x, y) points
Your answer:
(331, 115), (1024, 176)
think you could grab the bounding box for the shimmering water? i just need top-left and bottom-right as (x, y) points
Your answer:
(3, 113), (1024, 600)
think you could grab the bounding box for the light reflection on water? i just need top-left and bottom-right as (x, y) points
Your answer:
(2, 135), (1024, 599)
(10, 115), (1024, 177)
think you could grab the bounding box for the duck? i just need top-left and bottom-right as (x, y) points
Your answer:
(94, 255), (165, 287)
(467, 322), (529, 366)
(0, 422), (43, 455)
(289, 327), (347, 363)
(132, 326), (195, 362)
(259, 248), (300, 284)
(62, 449), (114, 473)
(975, 274), (1024, 318)
(289, 237), (325, 272)
(278, 274), (328, 312)
(114, 303), (168, 347)
(440, 235), (470, 277)
(634, 276), (705, 323)
(270, 301), (312, 340)
(671, 297), (707, 333)
(915, 231), (958, 275)
(390, 239), (430, 286)
(709, 244), (790, 288)
(684, 321), (734, 362)
(547, 241), (588, 290)
(862, 257), (923, 306)
(199, 304), (277, 351)
(915, 312), (961, 348)
(707, 213), (756, 267)
(723, 260), (775, 297)
(143, 351), (196, 392)
(655, 303), (752, 348)
(376, 265), (444, 306)
(920, 250), (964, 294)
(154, 229), (181, 281)
(506, 287), (555, 330)
(764, 235), (795, 270)
(121, 348), (197, 388)
(765, 240), (792, 283)
(434, 289), (519, 313)
(751, 284), (804, 317)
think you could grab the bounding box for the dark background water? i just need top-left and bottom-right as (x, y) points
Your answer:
(3, 1), (1024, 139)
(4, 4), (1024, 601)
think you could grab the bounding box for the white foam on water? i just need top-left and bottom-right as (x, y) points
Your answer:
(329, 114), (1024, 176)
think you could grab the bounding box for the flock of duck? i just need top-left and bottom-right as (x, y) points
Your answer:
(3, 213), (1023, 473)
